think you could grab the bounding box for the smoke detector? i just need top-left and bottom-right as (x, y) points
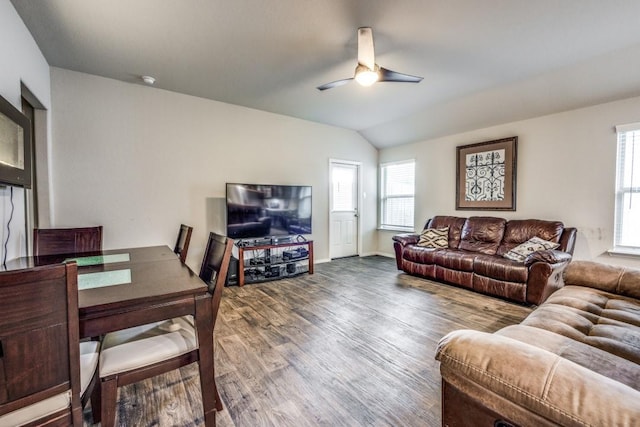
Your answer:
(141, 75), (156, 85)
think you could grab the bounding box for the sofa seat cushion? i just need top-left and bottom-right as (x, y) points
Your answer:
(518, 285), (640, 365)
(473, 255), (528, 283)
(497, 324), (640, 391)
(402, 245), (442, 264)
(433, 249), (476, 271)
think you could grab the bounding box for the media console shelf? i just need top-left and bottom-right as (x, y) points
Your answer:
(237, 240), (313, 286)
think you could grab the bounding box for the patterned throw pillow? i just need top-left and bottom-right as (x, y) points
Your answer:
(417, 227), (449, 249)
(503, 237), (560, 262)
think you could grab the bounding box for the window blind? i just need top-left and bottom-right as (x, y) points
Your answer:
(614, 123), (640, 250)
(380, 160), (415, 230)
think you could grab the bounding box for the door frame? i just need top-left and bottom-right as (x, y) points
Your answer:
(329, 159), (362, 259)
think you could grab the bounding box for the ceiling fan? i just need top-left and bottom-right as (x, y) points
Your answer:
(317, 27), (423, 91)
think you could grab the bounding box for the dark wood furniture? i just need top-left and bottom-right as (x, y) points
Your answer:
(96, 235), (232, 426)
(237, 240), (313, 286)
(174, 224), (193, 263)
(0, 263), (83, 426)
(3, 245), (219, 427)
(198, 232), (234, 410)
(33, 226), (103, 256)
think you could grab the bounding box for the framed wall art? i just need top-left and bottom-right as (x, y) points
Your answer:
(456, 136), (517, 210)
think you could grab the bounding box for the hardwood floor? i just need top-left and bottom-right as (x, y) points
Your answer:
(85, 255), (531, 426)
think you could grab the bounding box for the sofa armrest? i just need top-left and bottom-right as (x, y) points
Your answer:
(392, 233), (419, 246)
(524, 249), (572, 267)
(525, 251), (572, 305)
(436, 330), (640, 427)
(392, 233), (419, 270)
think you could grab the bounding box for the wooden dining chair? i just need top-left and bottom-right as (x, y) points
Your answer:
(173, 224), (193, 263)
(33, 226), (103, 256)
(95, 232), (234, 427)
(0, 263), (99, 427)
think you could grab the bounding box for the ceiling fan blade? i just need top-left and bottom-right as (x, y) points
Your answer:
(357, 27), (375, 70)
(316, 77), (354, 91)
(379, 67), (423, 83)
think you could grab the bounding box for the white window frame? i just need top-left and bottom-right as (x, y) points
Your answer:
(379, 159), (415, 232)
(613, 122), (640, 255)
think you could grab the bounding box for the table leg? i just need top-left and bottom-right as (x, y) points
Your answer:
(196, 296), (217, 427)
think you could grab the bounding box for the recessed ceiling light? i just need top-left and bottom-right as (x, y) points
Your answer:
(141, 75), (156, 85)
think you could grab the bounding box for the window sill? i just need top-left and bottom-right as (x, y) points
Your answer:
(607, 248), (640, 258)
(378, 226), (416, 233)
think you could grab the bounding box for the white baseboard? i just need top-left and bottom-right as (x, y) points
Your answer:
(368, 251), (394, 258)
(315, 252), (395, 264)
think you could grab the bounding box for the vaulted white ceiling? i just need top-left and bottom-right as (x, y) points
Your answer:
(12, 0), (640, 148)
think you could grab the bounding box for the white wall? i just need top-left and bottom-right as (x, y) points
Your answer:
(378, 95), (640, 269)
(0, 2), (51, 262)
(50, 68), (378, 270)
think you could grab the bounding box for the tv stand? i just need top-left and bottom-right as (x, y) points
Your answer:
(237, 240), (313, 286)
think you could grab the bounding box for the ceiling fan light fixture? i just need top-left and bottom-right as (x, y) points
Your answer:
(354, 64), (380, 87)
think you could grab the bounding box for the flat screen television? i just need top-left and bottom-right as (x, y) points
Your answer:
(226, 183), (312, 239)
(0, 94), (31, 188)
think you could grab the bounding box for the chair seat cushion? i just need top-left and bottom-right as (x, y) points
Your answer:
(100, 316), (197, 377)
(79, 341), (100, 396)
(0, 391), (71, 427)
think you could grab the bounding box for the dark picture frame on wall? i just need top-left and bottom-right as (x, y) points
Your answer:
(0, 93), (32, 188)
(456, 136), (517, 210)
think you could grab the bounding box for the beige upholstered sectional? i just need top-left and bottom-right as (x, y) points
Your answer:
(436, 260), (640, 426)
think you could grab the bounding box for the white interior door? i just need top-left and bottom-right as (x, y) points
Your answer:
(330, 161), (359, 259)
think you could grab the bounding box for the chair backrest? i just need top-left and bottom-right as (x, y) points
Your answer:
(33, 226), (103, 256)
(0, 263), (82, 426)
(173, 224), (193, 263)
(198, 232), (233, 325)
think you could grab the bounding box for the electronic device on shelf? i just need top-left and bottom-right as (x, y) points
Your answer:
(253, 237), (273, 246)
(272, 236), (292, 244)
(283, 247), (309, 260)
(226, 183), (312, 240)
(235, 239), (314, 286)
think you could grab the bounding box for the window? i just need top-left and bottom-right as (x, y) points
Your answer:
(380, 160), (415, 231)
(614, 123), (640, 253)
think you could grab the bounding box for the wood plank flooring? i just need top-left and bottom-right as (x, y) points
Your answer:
(84, 255), (531, 426)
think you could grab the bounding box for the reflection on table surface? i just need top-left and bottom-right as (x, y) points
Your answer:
(2, 245), (178, 270)
(78, 268), (132, 290)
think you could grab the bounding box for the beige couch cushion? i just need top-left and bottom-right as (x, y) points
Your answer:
(519, 285), (640, 364)
(564, 260), (640, 299)
(436, 330), (640, 426)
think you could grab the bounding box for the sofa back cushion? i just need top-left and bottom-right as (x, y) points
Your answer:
(458, 216), (506, 255)
(497, 219), (564, 256)
(564, 260), (640, 299)
(425, 216), (467, 249)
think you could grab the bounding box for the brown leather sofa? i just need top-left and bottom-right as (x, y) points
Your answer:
(393, 216), (577, 305)
(436, 260), (640, 426)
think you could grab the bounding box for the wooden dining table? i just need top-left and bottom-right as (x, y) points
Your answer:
(2, 245), (218, 426)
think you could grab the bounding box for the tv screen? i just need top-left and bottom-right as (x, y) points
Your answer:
(0, 94), (31, 188)
(226, 183), (312, 239)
